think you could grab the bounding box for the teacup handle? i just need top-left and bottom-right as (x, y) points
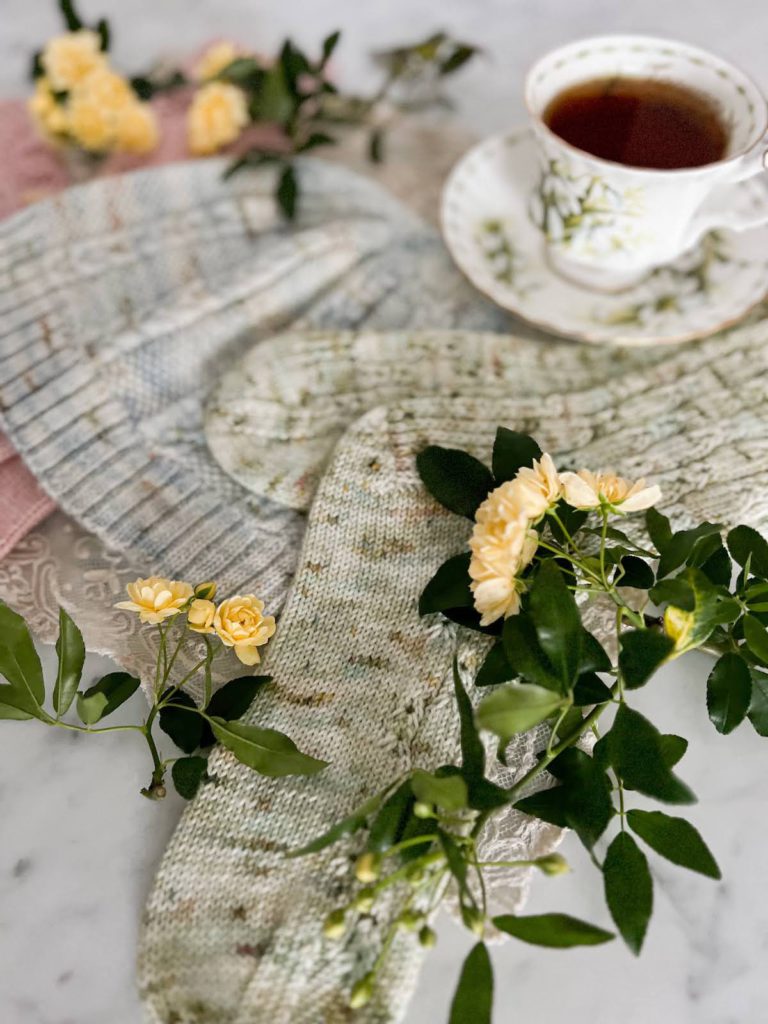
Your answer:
(683, 143), (768, 246)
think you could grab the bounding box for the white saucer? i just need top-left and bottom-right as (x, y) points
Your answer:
(441, 128), (768, 346)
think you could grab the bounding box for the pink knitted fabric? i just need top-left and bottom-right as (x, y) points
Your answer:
(0, 78), (285, 559)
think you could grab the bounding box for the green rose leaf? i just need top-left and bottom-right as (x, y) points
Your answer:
(475, 682), (566, 743)
(199, 675), (272, 745)
(366, 780), (413, 852)
(619, 629), (675, 689)
(465, 776), (512, 812)
(698, 541), (732, 587)
(646, 507), (673, 554)
(529, 561), (582, 689)
(516, 748), (613, 849)
(53, 607), (86, 717)
(320, 29), (341, 66)
(627, 809), (721, 879)
(578, 630), (612, 675)
(440, 43), (479, 76)
(411, 768), (468, 812)
(649, 577), (694, 610)
(276, 163), (298, 219)
(419, 553), (473, 616)
(491, 428), (541, 484)
(0, 691), (34, 719)
(744, 615), (768, 664)
(0, 600), (45, 716)
(603, 831), (653, 955)
(618, 555), (655, 590)
(503, 614), (562, 692)
(706, 652), (752, 735)
(60, 0), (84, 31)
(449, 942), (493, 1024)
(453, 659), (485, 777)
(657, 523), (722, 579)
(727, 524), (768, 578)
(416, 445), (494, 520)
(493, 912), (614, 948)
(572, 672), (614, 706)
(159, 691), (204, 753)
(207, 675), (271, 720)
(289, 791), (384, 858)
(475, 640), (516, 687)
(659, 733), (688, 767)
(606, 704), (696, 804)
(76, 672), (140, 725)
(171, 756), (209, 800)
(748, 669), (768, 736)
(210, 718), (328, 777)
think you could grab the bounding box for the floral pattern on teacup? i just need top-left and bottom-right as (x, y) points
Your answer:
(529, 157), (648, 257)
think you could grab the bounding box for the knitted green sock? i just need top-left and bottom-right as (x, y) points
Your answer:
(139, 400), (558, 1024)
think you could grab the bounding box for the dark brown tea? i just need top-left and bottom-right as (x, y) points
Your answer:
(543, 76), (728, 169)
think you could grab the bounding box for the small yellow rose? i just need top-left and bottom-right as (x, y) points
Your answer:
(113, 101), (159, 154)
(560, 469), (661, 513)
(187, 598), (216, 634)
(214, 595), (276, 665)
(42, 30), (106, 91)
(195, 41), (239, 82)
(115, 577), (194, 624)
(66, 91), (115, 151)
(78, 66), (134, 109)
(187, 81), (249, 156)
(509, 453), (563, 520)
(28, 76), (68, 138)
(469, 472), (542, 626)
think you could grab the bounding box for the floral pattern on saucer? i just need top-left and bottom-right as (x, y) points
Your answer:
(441, 129), (768, 345)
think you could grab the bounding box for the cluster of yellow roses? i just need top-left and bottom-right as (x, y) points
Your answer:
(115, 577), (276, 666)
(187, 42), (250, 156)
(29, 35), (252, 160)
(469, 457), (662, 626)
(29, 30), (158, 154)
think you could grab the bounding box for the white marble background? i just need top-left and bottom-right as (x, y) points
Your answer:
(2, 2), (768, 1023)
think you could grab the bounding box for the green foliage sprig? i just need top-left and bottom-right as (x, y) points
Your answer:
(221, 30), (480, 218)
(297, 427), (768, 1020)
(31, 3), (479, 218)
(0, 581), (326, 800)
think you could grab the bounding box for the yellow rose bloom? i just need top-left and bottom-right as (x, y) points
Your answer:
(42, 30), (106, 91)
(187, 598), (216, 634)
(79, 66), (134, 109)
(66, 91), (115, 151)
(28, 76), (69, 138)
(115, 577), (194, 624)
(214, 595), (276, 665)
(187, 81), (249, 156)
(196, 41), (239, 82)
(467, 456), (563, 626)
(560, 469), (661, 512)
(113, 101), (159, 153)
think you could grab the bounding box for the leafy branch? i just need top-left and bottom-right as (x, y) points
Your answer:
(296, 427), (768, 1020)
(221, 30), (480, 218)
(0, 582), (327, 800)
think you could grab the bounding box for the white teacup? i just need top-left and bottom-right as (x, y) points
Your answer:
(525, 35), (768, 290)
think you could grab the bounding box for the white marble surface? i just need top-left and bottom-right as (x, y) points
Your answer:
(3, 2), (768, 1023)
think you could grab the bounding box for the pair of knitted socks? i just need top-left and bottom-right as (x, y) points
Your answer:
(140, 325), (768, 1024)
